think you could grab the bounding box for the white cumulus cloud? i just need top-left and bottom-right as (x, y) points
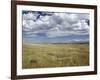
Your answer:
(22, 11), (90, 38)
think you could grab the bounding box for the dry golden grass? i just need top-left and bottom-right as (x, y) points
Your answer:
(22, 43), (89, 69)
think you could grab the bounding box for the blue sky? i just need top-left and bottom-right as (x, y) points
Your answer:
(22, 11), (90, 43)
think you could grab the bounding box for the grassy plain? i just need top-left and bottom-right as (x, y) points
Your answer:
(22, 43), (89, 69)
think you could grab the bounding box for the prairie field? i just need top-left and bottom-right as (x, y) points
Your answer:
(22, 43), (89, 69)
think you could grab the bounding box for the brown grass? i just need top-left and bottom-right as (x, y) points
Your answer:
(22, 43), (89, 69)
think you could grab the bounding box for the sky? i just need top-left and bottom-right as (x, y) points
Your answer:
(22, 11), (90, 43)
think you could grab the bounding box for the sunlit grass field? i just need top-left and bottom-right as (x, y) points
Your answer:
(22, 43), (89, 69)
